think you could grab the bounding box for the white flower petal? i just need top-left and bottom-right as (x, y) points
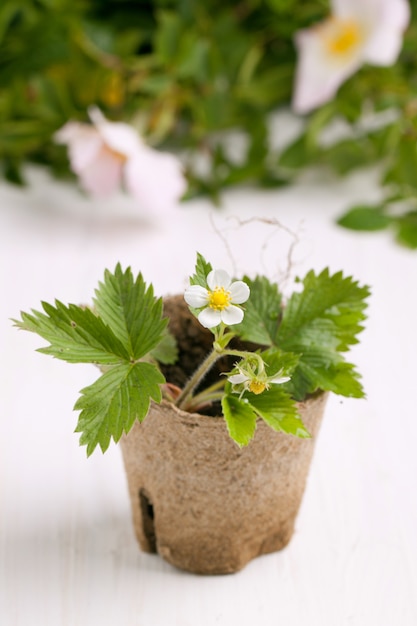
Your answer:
(124, 148), (186, 211)
(87, 106), (106, 126)
(184, 285), (209, 308)
(220, 304), (244, 326)
(54, 122), (103, 172)
(54, 121), (84, 144)
(228, 373), (249, 384)
(332, 0), (364, 17)
(207, 269), (231, 291)
(229, 280), (250, 304)
(332, 0), (408, 27)
(55, 119), (121, 195)
(292, 25), (363, 114)
(363, 0), (410, 65)
(69, 133), (104, 174)
(270, 375), (291, 385)
(198, 307), (222, 329)
(89, 107), (142, 158)
(77, 145), (124, 196)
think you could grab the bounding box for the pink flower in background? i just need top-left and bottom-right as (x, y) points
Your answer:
(55, 107), (187, 210)
(292, 0), (410, 115)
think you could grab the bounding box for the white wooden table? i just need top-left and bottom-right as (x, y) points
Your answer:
(1, 164), (416, 625)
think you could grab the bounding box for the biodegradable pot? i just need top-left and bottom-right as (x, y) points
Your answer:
(120, 296), (328, 575)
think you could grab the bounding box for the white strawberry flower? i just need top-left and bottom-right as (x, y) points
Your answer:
(292, 0), (410, 114)
(228, 363), (290, 396)
(184, 269), (250, 329)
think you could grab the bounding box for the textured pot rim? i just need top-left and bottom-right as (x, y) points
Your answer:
(150, 389), (327, 431)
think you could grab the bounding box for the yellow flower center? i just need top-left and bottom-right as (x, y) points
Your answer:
(323, 17), (363, 56)
(103, 144), (128, 163)
(249, 380), (267, 395)
(208, 287), (231, 310)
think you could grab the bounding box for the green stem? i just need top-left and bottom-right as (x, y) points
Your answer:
(185, 380), (225, 409)
(174, 345), (265, 412)
(223, 349), (265, 371)
(175, 348), (223, 410)
(185, 391), (225, 412)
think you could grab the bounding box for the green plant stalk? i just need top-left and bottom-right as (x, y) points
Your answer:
(175, 348), (224, 410)
(184, 383), (226, 412)
(175, 347), (263, 411)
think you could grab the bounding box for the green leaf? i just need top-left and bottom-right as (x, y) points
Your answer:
(177, 34), (209, 81)
(289, 354), (364, 400)
(234, 275), (282, 345)
(154, 11), (183, 64)
(337, 205), (392, 232)
(221, 394), (257, 447)
(323, 138), (378, 175)
(189, 252), (212, 287)
(93, 264), (167, 361)
(3, 155), (25, 185)
(395, 211), (417, 249)
(14, 301), (129, 364)
(384, 138), (417, 191)
(278, 133), (314, 170)
(310, 362), (364, 398)
(278, 269), (370, 351)
(74, 362), (165, 456)
(0, 3), (20, 45)
(0, 121), (53, 154)
(150, 330), (178, 365)
(276, 269), (370, 399)
(247, 386), (309, 438)
(261, 347), (300, 377)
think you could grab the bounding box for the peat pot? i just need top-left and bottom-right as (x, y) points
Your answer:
(120, 296), (328, 575)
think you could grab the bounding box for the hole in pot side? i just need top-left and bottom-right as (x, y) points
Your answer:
(139, 489), (157, 553)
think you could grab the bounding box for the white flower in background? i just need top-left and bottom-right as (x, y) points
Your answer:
(184, 269), (250, 329)
(292, 0), (410, 114)
(228, 363), (290, 396)
(54, 107), (187, 210)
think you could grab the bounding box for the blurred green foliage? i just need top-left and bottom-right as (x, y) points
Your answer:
(0, 0), (416, 246)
